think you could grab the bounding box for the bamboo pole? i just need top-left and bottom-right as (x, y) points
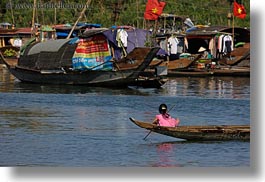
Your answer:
(31, 0), (37, 37)
(40, 0), (45, 25)
(66, 0), (92, 39)
(9, 0), (15, 26)
(136, 0), (139, 28)
(54, 8), (57, 25)
(232, 0), (235, 43)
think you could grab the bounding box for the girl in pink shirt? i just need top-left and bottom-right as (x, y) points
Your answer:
(153, 104), (180, 127)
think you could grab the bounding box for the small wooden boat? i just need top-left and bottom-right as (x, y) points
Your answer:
(149, 55), (200, 70)
(130, 118), (250, 141)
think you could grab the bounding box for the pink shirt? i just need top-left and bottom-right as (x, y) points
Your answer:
(156, 114), (179, 127)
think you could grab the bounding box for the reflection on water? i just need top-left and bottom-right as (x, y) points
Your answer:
(0, 67), (250, 99)
(153, 143), (180, 167)
(0, 67), (148, 95)
(162, 77), (250, 99)
(0, 109), (57, 132)
(0, 67), (16, 92)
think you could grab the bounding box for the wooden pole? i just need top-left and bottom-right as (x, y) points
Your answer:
(31, 0), (37, 37)
(40, 0), (45, 25)
(66, 0), (92, 39)
(136, 0), (139, 28)
(232, 0), (235, 43)
(54, 8), (57, 25)
(9, 0), (15, 25)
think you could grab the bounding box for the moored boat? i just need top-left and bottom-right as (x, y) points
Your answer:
(2, 27), (162, 87)
(148, 17), (250, 77)
(130, 117), (250, 141)
(0, 24), (32, 67)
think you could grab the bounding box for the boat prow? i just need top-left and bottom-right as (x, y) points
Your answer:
(129, 117), (250, 141)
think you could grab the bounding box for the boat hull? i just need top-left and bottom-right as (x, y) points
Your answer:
(8, 66), (136, 87)
(130, 118), (250, 141)
(3, 47), (160, 87)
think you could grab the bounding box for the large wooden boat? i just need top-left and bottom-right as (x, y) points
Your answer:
(2, 46), (159, 87)
(130, 118), (250, 141)
(2, 28), (162, 87)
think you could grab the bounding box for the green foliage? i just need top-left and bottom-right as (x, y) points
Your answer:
(0, 0), (250, 28)
(3, 48), (17, 57)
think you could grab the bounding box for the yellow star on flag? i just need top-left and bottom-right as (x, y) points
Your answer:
(237, 8), (242, 14)
(151, 8), (158, 14)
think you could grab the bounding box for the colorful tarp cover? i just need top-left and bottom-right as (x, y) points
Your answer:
(72, 34), (113, 70)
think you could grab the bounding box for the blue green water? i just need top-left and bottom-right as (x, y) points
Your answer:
(0, 70), (250, 166)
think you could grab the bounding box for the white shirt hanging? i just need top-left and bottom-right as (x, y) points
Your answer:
(167, 36), (179, 54)
(116, 29), (128, 47)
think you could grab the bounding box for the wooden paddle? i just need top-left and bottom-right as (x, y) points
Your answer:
(143, 130), (153, 140)
(143, 104), (177, 140)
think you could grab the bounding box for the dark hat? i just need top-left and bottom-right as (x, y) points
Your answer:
(159, 104), (167, 114)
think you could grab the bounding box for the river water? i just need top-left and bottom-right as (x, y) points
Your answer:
(0, 67), (250, 167)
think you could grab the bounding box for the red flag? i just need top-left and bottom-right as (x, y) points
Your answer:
(144, 0), (166, 20)
(233, 1), (246, 19)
